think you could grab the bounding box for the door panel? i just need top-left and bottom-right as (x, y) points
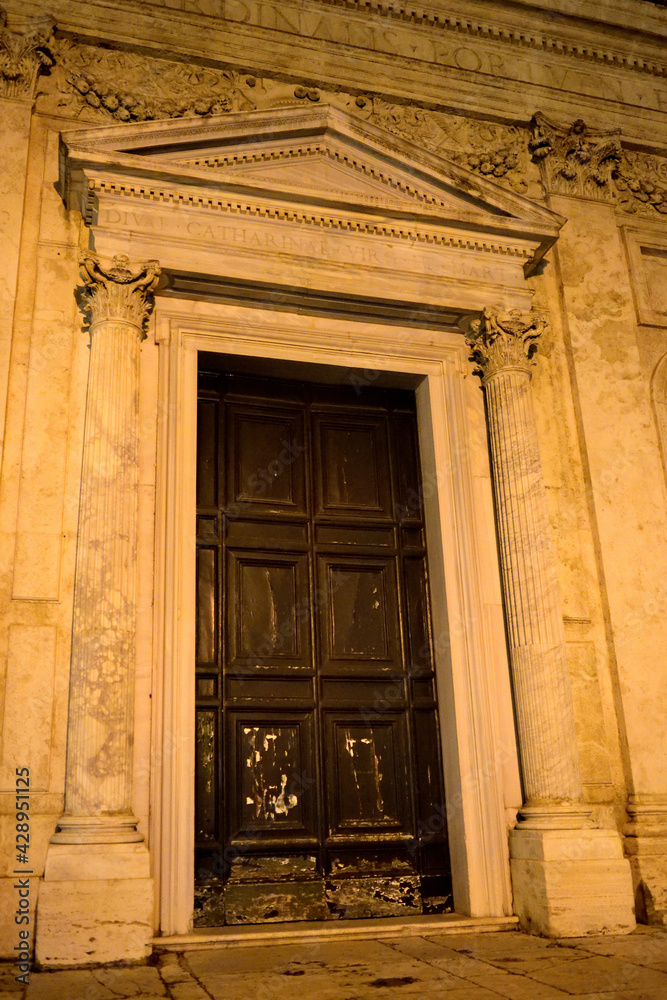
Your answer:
(194, 372), (452, 926)
(318, 557), (401, 671)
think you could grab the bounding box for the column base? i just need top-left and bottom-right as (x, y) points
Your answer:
(510, 827), (635, 937)
(625, 794), (667, 925)
(50, 814), (144, 844)
(36, 843), (153, 967)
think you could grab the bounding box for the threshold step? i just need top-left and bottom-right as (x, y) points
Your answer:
(155, 913), (519, 951)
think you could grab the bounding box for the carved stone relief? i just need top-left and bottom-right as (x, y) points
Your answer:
(615, 151), (667, 216)
(529, 112), (622, 201)
(34, 39), (667, 214)
(530, 112), (667, 216)
(35, 39), (542, 198)
(0, 10), (54, 100)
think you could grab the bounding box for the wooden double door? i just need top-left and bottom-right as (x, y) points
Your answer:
(194, 370), (451, 925)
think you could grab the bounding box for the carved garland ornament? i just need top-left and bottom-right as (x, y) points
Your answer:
(34, 40), (667, 215)
(466, 307), (547, 380)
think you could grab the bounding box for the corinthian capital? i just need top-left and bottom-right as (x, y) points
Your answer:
(79, 252), (162, 334)
(0, 10), (55, 100)
(529, 113), (621, 201)
(466, 307), (547, 380)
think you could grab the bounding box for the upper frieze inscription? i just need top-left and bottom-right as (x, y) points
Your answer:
(220, 0), (667, 87)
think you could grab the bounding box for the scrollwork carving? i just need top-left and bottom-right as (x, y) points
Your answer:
(0, 10), (54, 100)
(466, 307), (547, 380)
(79, 253), (161, 334)
(529, 113), (667, 214)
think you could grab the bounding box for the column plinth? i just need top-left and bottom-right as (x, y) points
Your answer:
(37, 254), (160, 966)
(467, 307), (634, 935)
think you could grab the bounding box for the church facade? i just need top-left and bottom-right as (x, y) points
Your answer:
(0, 0), (666, 967)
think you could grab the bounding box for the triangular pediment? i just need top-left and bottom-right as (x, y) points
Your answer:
(60, 104), (564, 268)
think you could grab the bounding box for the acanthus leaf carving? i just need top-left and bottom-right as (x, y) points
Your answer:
(79, 253), (161, 334)
(466, 307), (547, 380)
(0, 9), (54, 100)
(36, 39), (540, 200)
(529, 112), (622, 200)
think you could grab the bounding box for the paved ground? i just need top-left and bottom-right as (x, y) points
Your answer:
(1, 927), (666, 1000)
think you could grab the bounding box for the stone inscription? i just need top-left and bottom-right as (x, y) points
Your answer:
(98, 205), (497, 282)
(223, 0), (667, 113)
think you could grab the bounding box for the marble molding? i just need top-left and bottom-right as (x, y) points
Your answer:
(467, 307), (635, 935)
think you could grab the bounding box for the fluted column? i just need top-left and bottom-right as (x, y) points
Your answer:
(467, 307), (589, 829)
(53, 253), (161, 844)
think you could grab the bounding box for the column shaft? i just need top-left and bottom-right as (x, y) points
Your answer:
(467, 308), (587, 825)
(53, 253), (160, 844)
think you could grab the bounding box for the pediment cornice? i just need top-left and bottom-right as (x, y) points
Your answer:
(60, 104), (563, 272)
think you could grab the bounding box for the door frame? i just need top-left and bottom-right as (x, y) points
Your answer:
(150, 297), (521, 936)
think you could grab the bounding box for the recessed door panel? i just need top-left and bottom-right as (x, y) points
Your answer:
(314, 415), (392, 517)
(195, 372), (452, 925)
(228, 714), (317, 843)
(227, 552), (311, 672)
(326, 717), (410, 834)
(227, 404), (306, 514)
(317, 557), (402, 674)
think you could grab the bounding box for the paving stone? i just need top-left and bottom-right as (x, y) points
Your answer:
(458, 972), (570, 998)
(24, 970), (116, 1000)
(563, 930), (667, 972)
(570, 992), (667, 1000)
(185, 937), (399, 976)
(95, 966), (167, 996)
(190, 970), (500, 1000)
(436, 932), (554, 955)
(0, 974), (23, 993)
(168, 982), (211, 1000)
(526, 954), (667, 995)
(386, 936), (505, 978)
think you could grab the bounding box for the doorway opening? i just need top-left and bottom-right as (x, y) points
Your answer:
(193, 365), (452, 925)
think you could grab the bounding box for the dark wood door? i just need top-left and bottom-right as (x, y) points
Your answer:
(194, 372), (451, 925)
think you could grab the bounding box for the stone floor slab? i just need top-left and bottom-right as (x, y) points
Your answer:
(24, 970), (117, 1000)
(564, 932), (667, 972)
(95, 966), (167, 996)
(386, 936), (503, 978)
(526, 954), (667, 995)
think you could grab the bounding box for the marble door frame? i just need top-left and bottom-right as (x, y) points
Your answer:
(150, 299), (521, 936)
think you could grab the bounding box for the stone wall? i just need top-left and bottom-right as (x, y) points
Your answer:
(0, 0), (665, 959)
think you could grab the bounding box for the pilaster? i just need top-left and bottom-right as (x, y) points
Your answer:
(36, 253), (160, 967)
(0, 8), (54, 462)
(530, 113), (667, 928)
(467, 307), (635, 935)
